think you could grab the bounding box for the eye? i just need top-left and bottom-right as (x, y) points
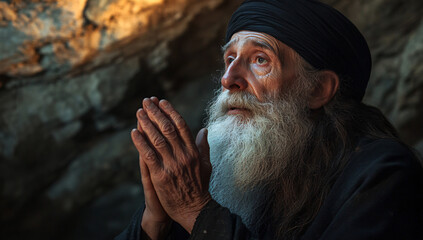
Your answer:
(225, 56), (235, 67)
(256, 57), (268, 65)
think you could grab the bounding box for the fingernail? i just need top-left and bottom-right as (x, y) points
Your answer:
(161, 99), (170, 108)
(144, 99), (153, 109)
(139, 109), (147, 119)
(137, 108), (143, 116)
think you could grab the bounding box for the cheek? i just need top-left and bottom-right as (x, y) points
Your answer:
(258, 71), (284, 96)
(249, 64), (284, 99)
(251, 64), (271, 77)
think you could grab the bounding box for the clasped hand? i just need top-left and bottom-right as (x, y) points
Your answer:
(131, 97), (212, 239)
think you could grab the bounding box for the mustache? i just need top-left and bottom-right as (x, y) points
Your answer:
(212, 91), (274, 115)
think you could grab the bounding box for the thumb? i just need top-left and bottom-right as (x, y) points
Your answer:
(196, 128), (212, 185)
(196, 128), (210, 163)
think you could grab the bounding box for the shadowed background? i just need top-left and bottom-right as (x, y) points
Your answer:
(0, 0), (422, 239)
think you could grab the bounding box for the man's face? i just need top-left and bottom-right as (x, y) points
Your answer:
(206, 31), (316, 233)
(221, 31), (298, 110)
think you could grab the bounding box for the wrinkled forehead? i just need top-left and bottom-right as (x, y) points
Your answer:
(226, 31), (299, 63)
(222, 30), (296, 65)
(224, 31), (280, 52)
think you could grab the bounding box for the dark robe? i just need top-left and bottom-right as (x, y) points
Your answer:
(115, 137), (423, 240)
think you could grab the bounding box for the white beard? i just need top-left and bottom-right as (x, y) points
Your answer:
(206, 89), (313, 235)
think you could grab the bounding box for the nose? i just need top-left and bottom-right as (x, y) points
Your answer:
(221, 60), (248, 91)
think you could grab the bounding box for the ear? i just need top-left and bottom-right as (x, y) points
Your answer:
(308, 70), (339, 109)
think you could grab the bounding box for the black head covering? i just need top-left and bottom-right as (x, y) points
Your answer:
(226, 0), (371, 102)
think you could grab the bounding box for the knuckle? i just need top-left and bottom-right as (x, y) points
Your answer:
(144, 150), (156, 161)
(153, 135), (167, 148)
(150, 106), (160, 115)
(181, 155), (194, 166)
(173, 114), (187, 128)
(161, 121), (175, 135)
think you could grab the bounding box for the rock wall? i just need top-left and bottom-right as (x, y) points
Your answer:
(0, 0), (241, 238)
(0, 0), (422, 239)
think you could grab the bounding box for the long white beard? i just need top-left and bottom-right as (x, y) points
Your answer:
(206, 90), (313, 235)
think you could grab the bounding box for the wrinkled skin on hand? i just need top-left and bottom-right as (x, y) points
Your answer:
(134, 97), (172, 240)
(131, 97), (212, 238)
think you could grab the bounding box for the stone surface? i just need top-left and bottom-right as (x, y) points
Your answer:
(331, 0), (423, 146)
(0, 0), (241, 239)
(0, 0), (422, 239)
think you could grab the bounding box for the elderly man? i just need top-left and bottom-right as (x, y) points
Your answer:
(116, 0), (423, 239)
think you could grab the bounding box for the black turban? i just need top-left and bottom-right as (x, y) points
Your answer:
(226, 0), (372, 102)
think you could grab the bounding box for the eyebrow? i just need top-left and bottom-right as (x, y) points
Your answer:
(250, 40), (277, 54)
(221, 38), (237, 53)
(221, 38), (279, 56)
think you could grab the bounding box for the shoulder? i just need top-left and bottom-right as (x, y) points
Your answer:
(302, 138), (423, 239)
(325, 137), (423, 215)
(354, 137), (418, 159)
(343, 137), (422, 182)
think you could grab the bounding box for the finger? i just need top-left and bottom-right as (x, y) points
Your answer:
(195, 128), (209, 162)
(150, 96), (160, 106)
(139, 156), (154, 192)
(137, 107), (173, 160)
(196, 128), (212, 189)
(137, 95), (158, 134)
(131, 129), (162, 174)
(139, 156), (169, 220)
(139, 158), (159, 204)
(196, 128), (211, 172)
(137, 109), (144, 134)
(143, 98), (182, 150)
(159, 99), (195, 147)
(143, 98), (162, 135)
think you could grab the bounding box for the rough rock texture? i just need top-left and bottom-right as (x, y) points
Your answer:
(326, 0), (423, 146)
(0, 0), (240, 239)
(0, 0), (422, 239)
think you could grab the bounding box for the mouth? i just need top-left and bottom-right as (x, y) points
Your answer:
(227, 107), (250, 115)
